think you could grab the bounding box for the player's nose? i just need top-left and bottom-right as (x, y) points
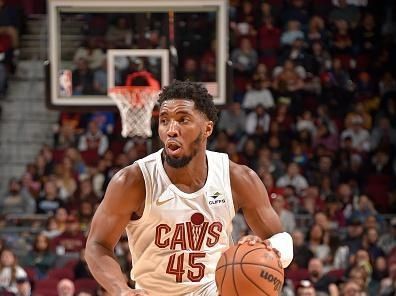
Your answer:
(166, 120), (179, 137)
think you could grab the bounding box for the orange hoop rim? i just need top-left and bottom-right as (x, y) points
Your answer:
(109, 86), (160, 94)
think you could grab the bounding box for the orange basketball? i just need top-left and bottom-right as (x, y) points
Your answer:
(215, 243), (284, 296)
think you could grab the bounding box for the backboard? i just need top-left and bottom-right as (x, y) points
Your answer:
(47, 0), (229, 109)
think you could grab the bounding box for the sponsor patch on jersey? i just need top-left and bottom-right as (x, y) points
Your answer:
(207, 191), (226, 206)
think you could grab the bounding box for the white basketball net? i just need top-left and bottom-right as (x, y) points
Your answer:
(109, 87), (159, 138)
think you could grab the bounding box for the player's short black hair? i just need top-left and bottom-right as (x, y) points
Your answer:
(158, 80), (218, 123)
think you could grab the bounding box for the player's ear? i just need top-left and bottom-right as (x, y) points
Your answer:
(204, 121), (214, 138)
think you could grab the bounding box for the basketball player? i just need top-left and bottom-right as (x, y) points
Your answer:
(86, 81), (293, 295)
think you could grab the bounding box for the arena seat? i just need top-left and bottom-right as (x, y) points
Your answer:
(34, 279), (59, 296)
(47, 267), (75, 280)
(74, 278), (99, 294)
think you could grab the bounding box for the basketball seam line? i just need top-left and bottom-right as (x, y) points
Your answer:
(215, 246), (270, 272)
(232, 244), (242, 296)
(216, 263), (284, 277)
(240, 248), (284, 277)
(220, 251), (228, 295)
(240, 264), (272, 296)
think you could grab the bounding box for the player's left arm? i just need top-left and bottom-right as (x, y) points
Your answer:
(230, 161), (293, 268)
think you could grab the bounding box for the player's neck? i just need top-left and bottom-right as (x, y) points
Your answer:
(163, 150), (208, 193)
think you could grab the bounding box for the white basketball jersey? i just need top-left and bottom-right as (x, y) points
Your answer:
(127, 149), (235, 296)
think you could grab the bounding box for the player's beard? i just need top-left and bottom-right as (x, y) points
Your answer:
(164, 132), (202, 168)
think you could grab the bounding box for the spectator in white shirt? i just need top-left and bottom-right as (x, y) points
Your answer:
(245, 104), (271, 136)
(242, 78), (275, 110)
(277, 162), (309, 194)
(340, 115), (370, 152)
(0, 249), (27, 294)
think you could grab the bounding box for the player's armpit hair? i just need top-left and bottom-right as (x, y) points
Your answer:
(268, 232), (293, 268)
(158, 80), (218, 123)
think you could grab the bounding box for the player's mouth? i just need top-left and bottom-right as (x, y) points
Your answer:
(166, 141), (182, 157)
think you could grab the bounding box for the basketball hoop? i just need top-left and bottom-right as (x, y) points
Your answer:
(109, 86), (159, 138)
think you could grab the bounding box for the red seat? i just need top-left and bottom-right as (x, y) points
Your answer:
(64, 259), (79, 269)
(47, 267), (75, 280)
(80, 149), (99, 166)
(326, 268), (346, 281)
(34, 279), (59, 296)
(75, 278), (99, 294)
(285, 268), (310, 287)
(110, 140), (126, 155)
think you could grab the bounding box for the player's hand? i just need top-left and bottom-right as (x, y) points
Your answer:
(238, 235), (281, 258)
(120, 289), (150, 296)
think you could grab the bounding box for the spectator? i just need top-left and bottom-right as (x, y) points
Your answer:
(378, 72), (396, 97)
(217, 102), (246, 140)
(379, 261), (396, 296)
(377, 217), (396, 255)
(180, 57), (200, 82)
(281, 0), (310, 25)
(307, 258), (337, 294)
(36, 180), (64, 215)
(280, 20), (304, 47)
(231, 37), (258, 75)
(55, 123), (79, 149)
(362, 227), (385, 263)
(307, 224), (331, 262)
(329, 0), (360, 28)
(78, 120), (109, 156)
(22, 234), (56, 279)
(311, 42), (332, 75)
(272, 194), (296, 233)
(273, 59), (305, 95)
(93, 58), (107, 95)
(55, 157), (78, 201)
(370, 117), (396, 151)
(41, 216), (62, 239)
(0, 178), (36, 215)
(105, 16), (132, 48)
(292, 229), (315, 269)
(242, 77), (275, 110)
(14, 276), (32, 296)
(51, 215), (86, 256)
(341, 280), (363, 296)
(343, 214), (365, 254)
(307, 16), (327, 46)
(72, 58), (94, 95)
(257, 16), (281, 69)
(347, 265), (369, 294)
(276, 162), (308, 195)
(340, 114), (370, 153)
(296, 110), (317, 139)
(0, 248), (27, 294)
(245, 104), (271, 137)
(73, 37), (105, 70)
(296, 280), (316, 296)
(57, 278), (75, 296)
(331, 19), (353, 55)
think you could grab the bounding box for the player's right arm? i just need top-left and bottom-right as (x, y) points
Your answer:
(85, 163), (148, 295)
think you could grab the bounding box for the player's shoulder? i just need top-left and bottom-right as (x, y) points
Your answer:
(110, 162), (144, 190)
(229, 160), (256, 181)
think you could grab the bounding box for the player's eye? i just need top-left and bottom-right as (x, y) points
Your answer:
(160, 118), (168, 125)
(180, 117), (190, 123)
